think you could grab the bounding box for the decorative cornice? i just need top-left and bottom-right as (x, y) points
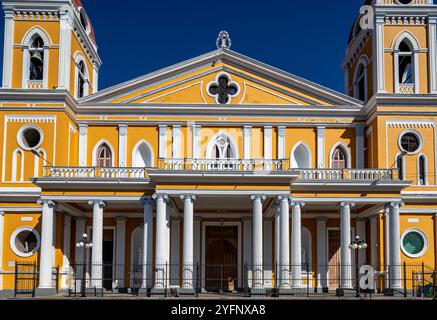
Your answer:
(5, 115), (56, 123)
(15, 10), (59, 21)
(386, 120), (435, 129)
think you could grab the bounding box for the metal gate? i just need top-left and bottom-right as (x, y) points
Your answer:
(14, 262), (38, 297)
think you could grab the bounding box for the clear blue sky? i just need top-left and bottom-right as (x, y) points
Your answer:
(0, 0), (366, 93)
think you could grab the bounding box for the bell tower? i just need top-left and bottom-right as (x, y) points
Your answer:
(1, 0), (101, 97)
(344, 0), (437, 102)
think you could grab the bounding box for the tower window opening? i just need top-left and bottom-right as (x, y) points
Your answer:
(77, 61), (86, 98)
(398, 41), (413, 84)
(29, 36), (44, 81)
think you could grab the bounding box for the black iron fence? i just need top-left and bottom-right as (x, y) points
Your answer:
(66, 262), (437, 298)
(14, 262), (59, 297)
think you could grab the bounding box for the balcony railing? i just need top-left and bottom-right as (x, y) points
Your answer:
(399, 83), (415, 94)
(27, 80), (43, 89)
(43, 167), (148, 179)
(296, 168), (397, 181)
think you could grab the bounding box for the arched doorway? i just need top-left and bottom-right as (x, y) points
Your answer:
(205, 226), (238, 292)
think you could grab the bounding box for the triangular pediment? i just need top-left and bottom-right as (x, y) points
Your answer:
(81, 49), (362, 108)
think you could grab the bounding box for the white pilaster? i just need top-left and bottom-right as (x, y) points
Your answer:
(316, 217), (328, 290)
(356, 123), (365, 169)
(243, 218), (252, 288)
(118, 124), (128, 167)
(290, 202), (304, 288)
(370, 215), (378, 267)
(115, 216), (126, 288)
(74, 217), (86, 263)
(92, 65), (99, 93)
(0, 211), (5, 290)
(159, 125), (168, 159)
(173, 125), (181, 159)
(375, 16), (385, 93)
(192, 124), (201, 159)
(278, 195), (290, 289)
(58, 7), (72, 89)
(181, 194), (196, 290)
(339, 202), (354, 289)
(429, 17), (437, 93)
(141, 197), (154, 289)
(356, 219), (366, 267)
(317, 126), (325, 168)
(88, 200), (105, 288)
(38, 200), (56, 289)
(78, 124), (88, 167)
(2, 11), (14, 88)
(264, 126), (272, 160)
(277, 126), (286, 160)
(388, 202), (402, 289)
(243, 125), (252, 160)
(61, 214), (71, 289)
(153, 194), (169, 289)
(251, 195), (266, 290)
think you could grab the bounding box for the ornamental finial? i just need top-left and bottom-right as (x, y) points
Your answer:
(216, 31), (231, 50)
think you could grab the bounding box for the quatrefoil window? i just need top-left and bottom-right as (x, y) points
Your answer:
(207, 73), (240, 104)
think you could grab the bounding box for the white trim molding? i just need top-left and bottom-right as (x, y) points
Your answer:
(277, 126), (286, 160)
(2, 11), (14, 88)
(264, 126), (272, 160)
(243, 125), (252, 160)
(78, 124), (88, 167)
(316, 126), (325, 169)
(118, 124), (128, 167)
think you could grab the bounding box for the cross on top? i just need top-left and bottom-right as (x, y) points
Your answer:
(208, 74), (239, 104)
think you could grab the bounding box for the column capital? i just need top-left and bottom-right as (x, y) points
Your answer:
(290, 201), (305, 208)
(88, 200), (105, 208)
(118, 123), (128, 134)
(250, 194), (267, 202)
(0, 211), (5, 216)
(180, 194), (196, 202)
(277, 195), (291, 202)
(38, 199), (56, 208)
(141, 196), (155, 206)
(385, 201), (404, 209)
(338, 202), (355, 209)
(152, 193), (169, 203)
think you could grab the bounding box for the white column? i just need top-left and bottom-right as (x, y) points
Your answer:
(58, 7), (72, 89)
(141, 198), (154, 289)
(173, 125), (181, 159)
(339, 202), (354, 289)
(355, 123), (365, 169)
(370, 215), (378, 267)
(2, 11), (14, 88)
(38, 200), (56, 290)
(243, 218), (252, 288)
(290, 202), (304, 288)
(153, 194), (169, 289)
(159, 125), (167, 159)
(181, 194), (196, 290)
(316, 217), (328, 290)
(61, 214), (71, 289)
(118, 124), (128, 167)
(74, 217), (86, 263)
(384, 209), (390, 288)
(388, 202), (402, 289)
(356, 219), (366, 267)
(251, 195), (266, 290)
(278, 195), (290, 289)
(243, 125), (252, 160)
(192, 124), (201, 159)
(78, 124), (88, 167)
(115, 217), (126, 288)
(263, 219), (273, 288)
(263, 126), (272, 160)
(277, 126), (286, 160)
(317, 126), (325, 168)
(274, 207), (280, 284)
(89, 200), (105, 288)
(0, 211), (5, 290)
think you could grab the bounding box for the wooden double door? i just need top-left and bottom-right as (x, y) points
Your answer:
(205, 226), (238, 292)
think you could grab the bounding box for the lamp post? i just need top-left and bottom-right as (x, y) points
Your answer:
(349, 235), (367, 297)
(75, 233), (93, 297)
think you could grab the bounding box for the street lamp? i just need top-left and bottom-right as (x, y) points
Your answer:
(75, 233), (93, 297)
(349, 235), (367, 297)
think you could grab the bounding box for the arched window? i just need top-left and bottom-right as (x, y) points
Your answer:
(96, 144), (112, 167)
(77, 61), (86, 98)
(399, 41), (413, 85)
(331, 147), (347, 169)
(132, 141), (154, 167)
(353, 63), (367, 101)
(211, 135), (234, 159)
(29, 36), (44, 81)
(291, 143), (311, 169)
(418, 155), (427, 186)
(394, 34), (419, 94)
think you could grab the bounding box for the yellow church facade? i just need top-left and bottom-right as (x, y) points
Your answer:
(0, 0), (436, 297)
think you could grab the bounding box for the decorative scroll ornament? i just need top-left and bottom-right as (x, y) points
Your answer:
(216, 30), (231, 50)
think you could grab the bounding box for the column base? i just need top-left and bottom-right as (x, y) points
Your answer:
(151, 288), (167, 296)
(179, 288), (196, 296)
(35, 287), (57, 296)
(250, 287), (266, 296)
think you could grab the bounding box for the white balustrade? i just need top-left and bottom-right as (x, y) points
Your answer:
(44, 167), (148, 179)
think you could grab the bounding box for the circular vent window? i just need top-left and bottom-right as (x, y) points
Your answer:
(17, 125), (43, 150)
(401, 228), (428, 258)
(399, 131), (421, 154)
(10, 226), (41, 257)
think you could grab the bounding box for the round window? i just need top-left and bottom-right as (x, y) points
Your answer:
(399, 132), (421, 154)
(401, 228), (428, 258)
(17, 125), (43, 150)
(397, 0), (413, 4)
(10, 227), (41, 257)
